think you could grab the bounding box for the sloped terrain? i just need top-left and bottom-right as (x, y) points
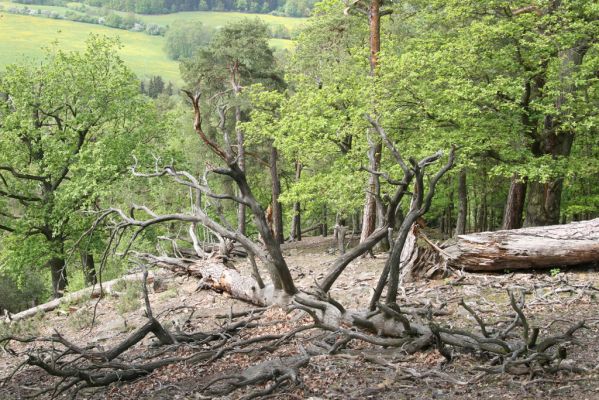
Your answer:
(1, 236), (598, 399)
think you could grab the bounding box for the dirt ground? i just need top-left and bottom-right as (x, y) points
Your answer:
(1, 235), (598, 399)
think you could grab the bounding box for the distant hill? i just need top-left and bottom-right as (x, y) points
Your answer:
(0, 2), (303, 83)
(13, 0), (317, 17)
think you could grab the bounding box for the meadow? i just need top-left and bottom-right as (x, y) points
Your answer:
(0, 13), (182, 82)
(139, 9), (305, 31)
(0, 1), (303, 82)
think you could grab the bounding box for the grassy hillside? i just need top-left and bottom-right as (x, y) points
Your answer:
(0, 13), (182, 82)
(0, 2), (302, 81)
(140, 9), (304, 31)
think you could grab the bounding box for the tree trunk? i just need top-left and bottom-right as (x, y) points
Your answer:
(445, 176), (454, 237)
(368, 0), (381, 74)
(524, 45), (586, 227)
(455, 169), (467, 235)
(289, 160), (302, 241)
(236, 105), (246, 235)
(334, 216), (347, 255)
(142, 256), (270, 306)
(49, 257), (67, 299)
(321, 226), (388, 292)
(524, 179), (566, 227)
(360, 0), (383, 245)
(360, 143), (381, 243)
(502, 175), (527, 230)
(11, 272), (158, 321)
(269, 144), (284, 244)
(322, 204), (328, 237)
(185, 91), (296, 296)
(446, 218), (599, 272)
(81, 253), (97, 286)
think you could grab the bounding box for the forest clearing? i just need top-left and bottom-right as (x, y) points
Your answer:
(0, 0), (598, 398)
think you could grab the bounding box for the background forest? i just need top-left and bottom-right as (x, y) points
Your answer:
(12, 0), (317, 17)
(0, 0), (597, 315)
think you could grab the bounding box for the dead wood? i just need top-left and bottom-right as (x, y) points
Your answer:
(8, 90), (590, 399)
(7, 272), (157, 322)
(137, 253), (273, 306)
(201, 355), (309, 398)
(445, 218), (599, 272)
(1, 284), (588, 399)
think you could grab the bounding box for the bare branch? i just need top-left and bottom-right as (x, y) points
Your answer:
(359, 164), (406, 186)
(0, 223), (15, 232)
(182, 90), (229, 161)
(131, 164), (251, 207)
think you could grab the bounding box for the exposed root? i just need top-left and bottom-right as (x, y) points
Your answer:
(202, 355), (309, 398)
(0, 287), (588, 399)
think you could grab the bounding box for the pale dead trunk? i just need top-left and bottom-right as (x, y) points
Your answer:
(446, 218), (599, 272)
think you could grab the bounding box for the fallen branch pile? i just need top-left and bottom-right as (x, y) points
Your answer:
(0, 275), (588, 399)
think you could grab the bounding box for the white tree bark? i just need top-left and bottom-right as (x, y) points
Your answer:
(446, 218), (599, 271)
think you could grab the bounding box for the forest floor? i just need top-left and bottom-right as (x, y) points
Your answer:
(1, 235), (599, 399)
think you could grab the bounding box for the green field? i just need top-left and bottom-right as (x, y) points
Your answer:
(0, 2), (303, 82)
(0, 13), (181, 82)
(140, 9), (305, 31)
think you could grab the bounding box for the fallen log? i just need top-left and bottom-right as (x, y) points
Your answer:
(8, 272), (159, 322)
(137, 254), (273, 306)
(445, 218), (599, 272)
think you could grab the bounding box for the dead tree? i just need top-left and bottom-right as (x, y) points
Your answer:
(1, 286), (586, 398)
(368, 121), (456, 308)
(320, 115), (455, 294)
(289, 160), (302, 241)
(3, 95), (587, 398)
(446, 218), (599, 272)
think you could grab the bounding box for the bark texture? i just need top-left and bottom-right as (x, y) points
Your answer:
(289, 161), (302, 241)
(140, 255), (273, 306)
(81, 253), (97, 286)
(446, 218), (599, 272)
(270, 144), (284, 244)
(49, 257), (67, 299)
(359, 0), (383, 244)
(502, 175), (527, 230)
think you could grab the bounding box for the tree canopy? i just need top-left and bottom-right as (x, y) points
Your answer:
(0, 36), (166, 297)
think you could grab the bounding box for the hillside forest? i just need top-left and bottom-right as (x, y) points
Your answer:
(13, 0), (317, 17)
(0, 0), (598, 398)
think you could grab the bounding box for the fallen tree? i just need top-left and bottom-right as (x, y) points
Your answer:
(395, 218), (599, 282)
(0, 92), (589, 399)
(445, 218), (599, 272)
(7, 272), (158, 322)
(1, 284), (587, 398)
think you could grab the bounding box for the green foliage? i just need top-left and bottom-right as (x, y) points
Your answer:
(3, 4), (165, 37)
(181, 18), (281, 91)
(0, 272), (48, 313)
(113, 280), (142, 315)
(41, 0), (314, 16)
(1, 0), (597, 311)
(0, 313), (43, 338)
(0, 36), (168, 295)
(550, 268), (561, 277)
(164, 20), (213, 60)
(67, 307), (94, 330)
